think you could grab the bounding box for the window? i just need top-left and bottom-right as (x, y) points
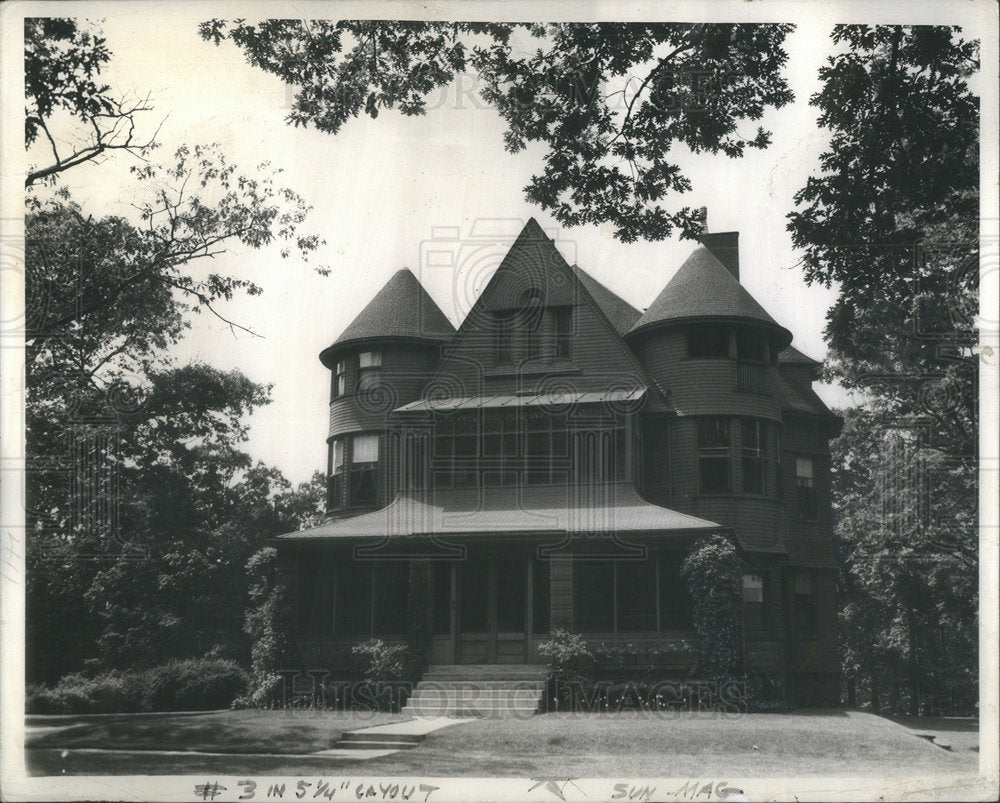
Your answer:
(775, 428), (784, 499)
(573, 561), (614, 632)
(743, 573), (766, 631)
(794, 571), (817, 637)
(333, 359), (348, 398)
(741, 419), (767, 495)
(334, 561), (409, 637)
(356, 351), (382, 391)
(532, 558), (550, 634)
(658, 554), (692, 630)
(373, 562), (409, 635)
(796, 457), (818, 520)
(574, 554), (691, 633)
(617, 558), (657, 632)
(496, 312), (515, 364)
(736, 328), (767, 362)
(554, 307), (572, 359)
(328, 438), (345, 510)
(697, 418), (731, 493)
(433, 413), (477, 488)
(349, 434), (380, 507)
(688, 325), (731, 358)
(572, 427), (626, 486)
(432, 562), (452, 635)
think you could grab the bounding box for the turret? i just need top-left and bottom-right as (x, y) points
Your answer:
(319, 269), (454, 518)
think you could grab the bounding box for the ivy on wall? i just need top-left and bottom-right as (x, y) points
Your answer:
(681, 535), (744, 682)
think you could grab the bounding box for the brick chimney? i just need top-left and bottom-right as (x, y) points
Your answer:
(698, 231), (740, 281)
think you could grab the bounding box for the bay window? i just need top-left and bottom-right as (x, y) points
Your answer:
(796, 457), (818, 520)
(698, 418), (732, 493)
(328, 433), (380, 511)
(741, 419), (767, 495)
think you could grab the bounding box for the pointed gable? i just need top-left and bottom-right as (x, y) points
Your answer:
(424, 219), (669, 408)
(320, 268), (454, 366)
(628, 246), (789, 343)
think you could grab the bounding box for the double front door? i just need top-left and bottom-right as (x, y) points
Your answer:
(456, 556), (529, 663)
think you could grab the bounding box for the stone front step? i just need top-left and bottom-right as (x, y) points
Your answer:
(410, 689), (542, 700)
(401, 703), (540, 718)
(415, 680), (546, 691)
(403, 665), (549, 718)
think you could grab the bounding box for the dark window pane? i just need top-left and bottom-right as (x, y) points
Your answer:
(698, 418), (730, 449)
(460, 560), (488, 632)
(616, 559), (657, 632)
(743, 573), (765, 631)
(496, 559), (526, 632)
(533, 559), (550, 634)
(700, 457), (730, 493)
(335, 562), (371, 636)
(573, 560), (614, 632)
(555, 308), (572, 358)
(659, 554), (692, 630)
(373, 563), (409, 635)
(432, 563), (452, 635)
(350, 466), (378, 507)
(688, 326), (730, 358)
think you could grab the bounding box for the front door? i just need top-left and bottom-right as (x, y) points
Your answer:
(457, 556), (528, 663)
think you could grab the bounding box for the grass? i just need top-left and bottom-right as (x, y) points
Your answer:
(25, 709), (979, 777)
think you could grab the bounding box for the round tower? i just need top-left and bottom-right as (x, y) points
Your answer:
(625, 234), (792, 533)
(318, 269), (455, 519)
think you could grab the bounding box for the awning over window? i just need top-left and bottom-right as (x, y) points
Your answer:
(393, 388), (646, 413)
(278, 482), (722, 542)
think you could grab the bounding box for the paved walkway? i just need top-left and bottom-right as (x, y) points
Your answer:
(314, 716), (475, 758)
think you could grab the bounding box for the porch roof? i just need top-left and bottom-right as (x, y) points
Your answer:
(393, 388), (646, 414)
(278, 483), (723, 541)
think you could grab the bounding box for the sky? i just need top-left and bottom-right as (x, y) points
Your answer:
(19, 2), (986, 486)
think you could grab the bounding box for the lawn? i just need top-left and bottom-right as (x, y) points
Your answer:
(25, 709), (978, 777)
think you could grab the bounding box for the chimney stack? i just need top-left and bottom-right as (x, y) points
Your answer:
(698, 231), (740, 281)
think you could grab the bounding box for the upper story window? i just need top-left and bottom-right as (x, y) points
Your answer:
(554, 307), (572, 359)
(688, 325), (730, 358)
(333, 359), (348, 399)
(741, 419), (767, 495)
(356, 351), (382, 391)
(775, 428), (784, 499)
(743, 573), (766, 631)
(736, 328), (768, 363)
(493, 303), (574, 365)
(349, 433), (380, 507)
(426, 410), (621, 490)
(796, 456), (818, 520)
(697, 418), (731, 493)
(794, 571), (818, 637)
(327, 433), (380, 511)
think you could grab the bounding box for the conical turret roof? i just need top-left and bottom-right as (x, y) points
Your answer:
(628, 246), (790, 346)
(320, 269), (455, 367)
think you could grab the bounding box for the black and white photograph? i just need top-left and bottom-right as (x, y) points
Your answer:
(1, 1), (997, 800)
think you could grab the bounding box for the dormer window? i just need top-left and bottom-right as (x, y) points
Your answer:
(357, 351), (382, 391)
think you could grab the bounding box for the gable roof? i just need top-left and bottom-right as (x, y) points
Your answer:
(320, 268), (455, 367)
(570, 265), (642, 334)
(423, 218), (672, 410)
(776, 372), (838, 419)
(627, 246), (791, 347)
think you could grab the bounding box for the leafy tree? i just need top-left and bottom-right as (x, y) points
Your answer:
(789, 25), (979, 715)
(681, 535), (743, 683)
(25, 17), (159, 187)
(199, 20), (794, 241)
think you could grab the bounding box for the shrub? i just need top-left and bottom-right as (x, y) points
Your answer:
(26, 671), (142, 714)
(681, 535), (743, 682)
(142, 658), (248, 712)
(538, 628), (594, 711)
(351, 639), (409, 685)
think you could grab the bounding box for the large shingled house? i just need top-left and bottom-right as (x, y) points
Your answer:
(276, 219), (841, 713)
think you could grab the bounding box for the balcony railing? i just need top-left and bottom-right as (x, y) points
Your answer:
(736, 360), (767, 394)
